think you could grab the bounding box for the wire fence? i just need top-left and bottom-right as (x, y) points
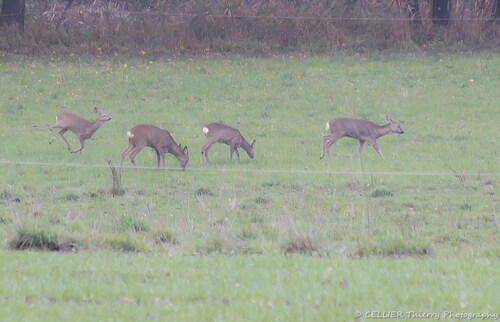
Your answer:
(2, 10), (496, 21)
(1, 160), (498, 177)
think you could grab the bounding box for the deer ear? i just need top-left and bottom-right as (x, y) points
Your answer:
(251, 140), (256, 147)
(184, 146), (189, 156)
(94, 107), (99, 113)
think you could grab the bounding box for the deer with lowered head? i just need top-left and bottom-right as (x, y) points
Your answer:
(201, 122), (255, 163)
(320, 115), (404, 160)
(48, 107), (112, 154)
(119, 124), (189, 170)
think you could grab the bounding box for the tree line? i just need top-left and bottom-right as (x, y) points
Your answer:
(1, 0), (499, 55)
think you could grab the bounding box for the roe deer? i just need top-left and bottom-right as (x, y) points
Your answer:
(48, 107), (112, 154)
(320, 115), (404, 160)
(119, 124), (189, 170)
(201, 122), (255, 163)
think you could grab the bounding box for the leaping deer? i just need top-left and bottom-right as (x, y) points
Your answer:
(48, 107), (112, 154)
(320, 115), (404, 160)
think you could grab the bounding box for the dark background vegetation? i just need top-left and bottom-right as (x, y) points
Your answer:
(1, 0), (499, 56)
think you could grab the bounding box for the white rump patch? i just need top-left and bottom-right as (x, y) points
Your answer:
(202, 127), (209, 134)
(325, 122), (330, 131)
(127, 130), (134, 138)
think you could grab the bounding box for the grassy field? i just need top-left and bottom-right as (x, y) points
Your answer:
(0, 53), (498, 320)
(1, 252), (498, 321)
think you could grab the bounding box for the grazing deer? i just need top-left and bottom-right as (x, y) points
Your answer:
(48, 107), (112, 154)
(119, 124), (189, 170)
(320, 115), (404, 160)
(201, 122), (255, 163)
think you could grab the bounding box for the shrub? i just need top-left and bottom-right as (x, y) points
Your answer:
(283, 236), (321, 256)
(108, 161), (125, 196)
(119, 216), (149, 233)
(9, 226), (79, 252)
(195, 188), (213, 196)
(355, 237), (432, 258)
(371, 188), (394, 198)
(253, 196), (273, 205)
(104, 234), (147, 252)
(63, 193), (79, 201)
(194, 236), (237, 255)
(152, 229), (179, 245)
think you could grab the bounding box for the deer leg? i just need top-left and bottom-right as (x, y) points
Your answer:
(371, 141), (384, 159)
(321, 134), (339, 159)
(229, 145), (240, 160)
(58, 129), (72, 151)
(48, 125), (58, 144)
(128, 146), (144, 170)
(320, 135), (330, 159)
(71, 136), (85, 154)
(357, 140), (365, 157)
(154, 149), (162, 168)
(119, 144), (135, 169)
(201, 141), (214, 163)
(234, 148), (240, 159)
(161, 153), (167, 168)
(155, 148), (167, 169)
(326, 137), (334, 159)
(357, 140), (365, 171)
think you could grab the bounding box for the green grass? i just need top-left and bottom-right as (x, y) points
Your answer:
(0, 252), (499, 321)
(0, 55), (498, 254)
(0, 54), (499, 320)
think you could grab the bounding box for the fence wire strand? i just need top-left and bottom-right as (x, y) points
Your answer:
(0, 160), (498, 177)
(1, 10), (497, 22)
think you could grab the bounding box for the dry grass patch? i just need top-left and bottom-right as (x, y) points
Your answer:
(9, 226), (79, 252)
(152, 229), (180, 245)
(283, 235), (321, 256)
